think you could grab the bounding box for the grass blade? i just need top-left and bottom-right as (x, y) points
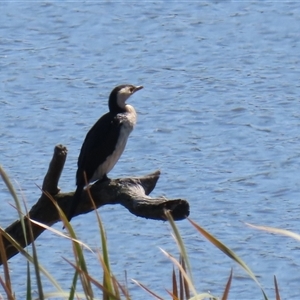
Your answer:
(221, 268), (233, 300)
(64, 257), (120, 300)
(132, 279), (164, 300)
(28, 218), (93, 252)
(188, 218), (268, 300)
(24, 207), (44, 299)
(98, 216), (113, 300)
(180, 255), (190, 299)
(179, 263), (183, 300)
(0, 276), (15, 300)
(246, 223), (300, 241)
(165, 210), (193, 285)
(0, 165), (28, 246)
(97, 254), (118, 300)
(72, 237), (93, 299)
(68, 269), (79, 300)
(160, 248), (197, 297)
(42, 190), (94, 299)
(0, 229), (63, 293)
(274, 275), (281, 300)
(26, 261), (32, 300)
(0, 231), (13, 299)
(165, 289), (179, 300)
(85, 186), (115, 299)
(111, 275), (121, 300)
(172, 267), (178, 299)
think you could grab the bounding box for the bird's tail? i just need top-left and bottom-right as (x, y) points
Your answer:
(66, 185), (84, 223)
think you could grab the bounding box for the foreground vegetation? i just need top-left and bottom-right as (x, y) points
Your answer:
(0, 165), (294, 299)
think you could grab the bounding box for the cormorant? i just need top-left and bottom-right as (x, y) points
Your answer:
(67, 84), (143, 222)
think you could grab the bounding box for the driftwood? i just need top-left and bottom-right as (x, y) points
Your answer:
(0, 144), (189, 265)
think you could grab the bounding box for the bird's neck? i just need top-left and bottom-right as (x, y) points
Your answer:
(109, 97), (126, 113)
(124, 104), (137, 126)
(124, 104), (136, 114)
(109, 103), (136, 115)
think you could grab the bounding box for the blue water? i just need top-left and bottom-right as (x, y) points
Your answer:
(1, 1), (300, 299)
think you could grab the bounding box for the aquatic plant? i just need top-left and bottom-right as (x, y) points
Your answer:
(0, 165), (284, 299)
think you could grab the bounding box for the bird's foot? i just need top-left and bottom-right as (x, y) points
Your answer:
(99, 174), (110, 183)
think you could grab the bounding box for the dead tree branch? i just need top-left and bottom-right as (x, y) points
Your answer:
(0, 144), (189, 264)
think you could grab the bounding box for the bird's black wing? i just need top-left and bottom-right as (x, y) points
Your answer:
(76, 112), (123, 186)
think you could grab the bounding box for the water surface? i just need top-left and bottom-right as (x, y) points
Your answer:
(1, 1), (300, 299)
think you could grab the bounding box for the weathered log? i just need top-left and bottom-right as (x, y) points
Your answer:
(0, 145), (189, 264)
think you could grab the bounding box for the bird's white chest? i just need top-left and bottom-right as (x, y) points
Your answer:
(91, 107), (137, 181)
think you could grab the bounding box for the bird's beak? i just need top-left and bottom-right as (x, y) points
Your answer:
(133, 85), (143, 93)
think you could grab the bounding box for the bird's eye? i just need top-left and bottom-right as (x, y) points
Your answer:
(129, 87), (134, 93)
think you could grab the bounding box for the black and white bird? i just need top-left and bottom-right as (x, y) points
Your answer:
(67, 84), (143, 222)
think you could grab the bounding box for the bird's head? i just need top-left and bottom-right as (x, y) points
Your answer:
(109, 84), (143, 112)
